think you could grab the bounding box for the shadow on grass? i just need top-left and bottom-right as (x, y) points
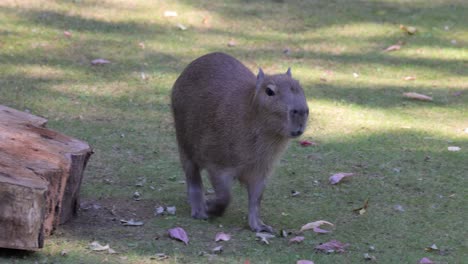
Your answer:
(180, 0), (468, 32)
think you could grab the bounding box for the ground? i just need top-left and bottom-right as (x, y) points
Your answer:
(0, 0), (467, 263)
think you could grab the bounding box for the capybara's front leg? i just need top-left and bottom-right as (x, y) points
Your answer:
(247, 178), (273, 233)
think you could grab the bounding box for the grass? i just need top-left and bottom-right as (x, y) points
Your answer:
(1, 0), (467, 263)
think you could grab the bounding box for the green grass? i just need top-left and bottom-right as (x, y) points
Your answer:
(1, 0), (467, 263)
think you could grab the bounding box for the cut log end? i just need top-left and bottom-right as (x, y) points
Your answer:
(0, 105), (93, 250)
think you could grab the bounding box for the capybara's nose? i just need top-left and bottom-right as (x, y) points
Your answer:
(290, 108), (308, 117)
(290, 130), (303, 137)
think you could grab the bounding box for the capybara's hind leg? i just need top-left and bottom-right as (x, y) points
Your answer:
(206, 169), (234, 217)
(183, 159), (207, 219)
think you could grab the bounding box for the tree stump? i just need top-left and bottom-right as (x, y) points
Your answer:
(0, 105), (93, 250)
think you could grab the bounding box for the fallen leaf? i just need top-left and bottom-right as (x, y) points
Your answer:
(363, 253), (376, 261)
(138, 42), (145, 49)
(227, 39), (237, 47)
(155, 206), (165, 215)
(299, 140), (317, 147)
(133, 191), (141, 200)
(425, 244), (439, 252)
(163, 11), (178, 17)
(384, 44), (401, 52)
(89, 241), (110, 251)
(291, 190), (301, 197)
(166, 206), (176, 215)
(63, 31), (72, 37)
(448, 146), (461, 152)
(400, 24), (417, 35)
(315, 240), (349, 253)
(403, 76), (416, 81)
(135, 177), (146, 187)
(419, 257), (434, 264)
(403, 92), (433, 101)
(329, 172), (354, 185)
(280, 230), (291, 237)
(168, 227), (189, 245)
(313, 227), (331, 234)
(202, 16), (210, 26)
(91, 59), (110, 65)
(177, 23), (187, 30)
(300, 220), (334, 233)
(120, 219), (144, 226)
(393, 204), (405, 212)
(80, 202), (101, 210)
(297, 260), (314, 264)
(256, 232), (275, 245)
(289, 236), (305, 245)
(215, 232), (231, 242)
(353, 199), (369, 215)
(212, 245), (223, 254)
(150, 253), (169, 260)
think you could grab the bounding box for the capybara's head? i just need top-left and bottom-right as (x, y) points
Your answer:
(254, 68), (308, 138)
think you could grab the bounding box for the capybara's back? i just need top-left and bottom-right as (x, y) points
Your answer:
(171, 52), (308, 232)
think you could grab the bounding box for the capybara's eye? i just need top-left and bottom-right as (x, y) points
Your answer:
(265, 87), (275, 96)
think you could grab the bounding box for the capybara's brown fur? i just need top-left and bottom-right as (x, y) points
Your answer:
(171, 52), (308, 232)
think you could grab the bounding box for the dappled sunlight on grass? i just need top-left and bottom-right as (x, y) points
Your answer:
(306, 99), (467, 141)
(1, 0), (467, 263)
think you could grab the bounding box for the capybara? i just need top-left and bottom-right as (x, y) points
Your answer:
(171, 52), (308, 232)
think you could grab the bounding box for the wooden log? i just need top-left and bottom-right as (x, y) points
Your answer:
(0, 105), (93, 250)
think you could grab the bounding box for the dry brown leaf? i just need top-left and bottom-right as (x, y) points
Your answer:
(315, 240), (349, 253)
(63, 31), (72, 37)
(312, 227), (330, 234)
(448, 146), (461, 152)
(403, 92), (433, 101)
(227, 39), (237, 47)
(300, 220), (334, 232)
(419, 257), (434, 264)
(403, 76), (416, 81)
(297, 260), (314, 264)
(364, 253), (376, 261)
(212, 245), (223, 254)
(400, 24), (417, 35)
(163, 11), (177, 17)
(289, 236), (305, 245)
(215, 232), (231, 242)
(168, 227), (189, 245)
(89, 241), (112, 252)
(120, 219), (144, 226)
(353, 199), (369, 215)
(256, 232), (275, 244)
(384, 44), (401, 52)
(91, 59), (110, 65)
(329, 172), (354, 185)
(177, 23), (187, 30)
(150, 253), (169, 260)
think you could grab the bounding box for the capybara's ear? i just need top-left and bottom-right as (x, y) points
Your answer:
(256, 68), (265, 91)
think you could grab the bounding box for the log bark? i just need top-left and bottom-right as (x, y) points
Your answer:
(0, 105), (92, 250)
